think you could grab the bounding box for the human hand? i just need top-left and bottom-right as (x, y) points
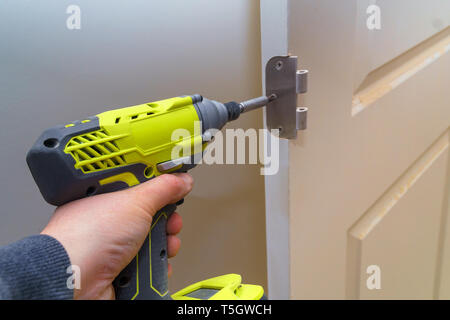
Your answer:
(41, 173), (193, 300)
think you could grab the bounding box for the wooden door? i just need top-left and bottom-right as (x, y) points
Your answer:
(261, 0), (450, 299)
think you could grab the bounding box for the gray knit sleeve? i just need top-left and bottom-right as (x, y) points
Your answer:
(0, 235), (73, 300)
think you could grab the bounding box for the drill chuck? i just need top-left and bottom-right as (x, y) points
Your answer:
(193, 94), (276, 131)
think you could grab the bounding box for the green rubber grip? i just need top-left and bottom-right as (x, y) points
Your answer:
(113, 203), (177, 300)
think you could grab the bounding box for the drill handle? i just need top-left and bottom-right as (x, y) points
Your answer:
(113, 203), (177, 300)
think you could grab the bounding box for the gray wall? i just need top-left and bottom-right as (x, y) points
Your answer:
(0, 0), (267, 293)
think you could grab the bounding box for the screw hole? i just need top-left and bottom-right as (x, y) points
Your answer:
(144, 166), (154, 178)
(160, 249), (166, 259)
(43, 138), (59, 148)
(275, 61), (283, 70)
(118, 275), (131, 288)
(86, 186), (97, 196)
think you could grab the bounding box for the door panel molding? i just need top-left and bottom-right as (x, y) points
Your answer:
(347, 129), (450, 299)
(353, 27), (450, 116)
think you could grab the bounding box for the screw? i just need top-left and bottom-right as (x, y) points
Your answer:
(275, 61), (283, 70)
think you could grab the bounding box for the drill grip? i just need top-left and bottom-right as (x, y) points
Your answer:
(113, 203), (177, 300)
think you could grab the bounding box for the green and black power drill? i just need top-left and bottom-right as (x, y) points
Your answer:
(26, 94), (275, 300)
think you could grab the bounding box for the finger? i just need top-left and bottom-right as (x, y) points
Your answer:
(167, 212), (183, 235)
(167, 235), (181, 258)
(128, 173), (193, 216)
(168, 263), (173, 278)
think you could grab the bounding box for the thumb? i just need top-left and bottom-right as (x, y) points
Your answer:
(126, 173), (193, 217)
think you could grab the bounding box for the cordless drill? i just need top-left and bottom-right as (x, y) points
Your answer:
(26, 94), (275, 300)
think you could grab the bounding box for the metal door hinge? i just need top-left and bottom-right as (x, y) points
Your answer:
(265, 56), (308, 139)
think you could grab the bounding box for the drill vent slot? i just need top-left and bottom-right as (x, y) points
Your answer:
(65, 130), (126, 173)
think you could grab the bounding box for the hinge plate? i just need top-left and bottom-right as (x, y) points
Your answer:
(265, 56), (308, 139)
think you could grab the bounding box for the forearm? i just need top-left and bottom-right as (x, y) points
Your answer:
(0, 235), (73, 300)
